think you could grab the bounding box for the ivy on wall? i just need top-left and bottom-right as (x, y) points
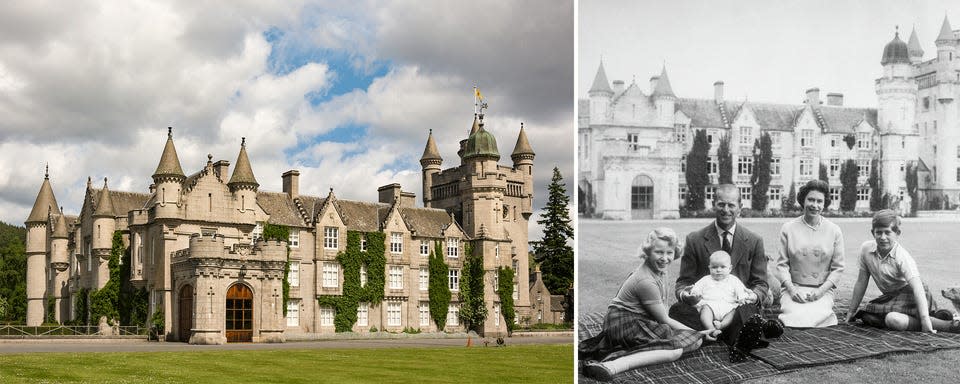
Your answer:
(458, 242), (486, 333)
(73, 287), (89, 325)
(497, 266), (516, 335)
(261, 223), (291, 316)
(428, 241), (451, 330)
(89, 231), (124, 324)
(119, 244), (148, 326)
(318, 231), (386, 332)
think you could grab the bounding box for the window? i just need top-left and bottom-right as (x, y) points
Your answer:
(770, 132), (781, 146)
(706, 130), (716, 145)
(739, 126), (752, 145)
(675, 124), (687, 143)
(288, 261), (300, 287)
(631, 176), (653, 210)
(858, 188), (870, 201)
(357, 303), (369, 326)
(768, 187), (781, 202)
(857, 133), (870, 149)
(447, 304), (460, 327)
(389, 266), (403, 289)
(857, 159), (870, 178)
(419, 303), (430, 326)
(679, 186), (687, 202)
(288, 229), (299, 248)
(830, 136), (839, 148)
(738, 156), (753, 175)
(680, 155), (686, 173)
(322, 263), (338, 288)
(360, 236), (367, 251)
(360, 265), (367, 287)
(446, 238), (459, 258)
(627, 133), (640, 151)
(324, 227), (338, 249)
(829, 158), (840, 177)
(771, 158), (781, 176)
(739, 187), (752, 202)
(801, 129), (814, 147)
(513, 282), (519, 300)
(419, 268), (428, 291)
(708, 156), (718, 175)
(705, 186), (716, 201)
(251, 222), (263, 245)
(494, 304), (501, 327)
(286, 300), (300, 327)
(390, 232), (403, 254)
(387, 302), (401, 326)
(449, 269), (460, 291)
(320, 307), (334, 326)
(800, 158), (813, 177)
(924, 96), (931, 111)
(420, 240), (430, 256)
(830, 188), (840, 203)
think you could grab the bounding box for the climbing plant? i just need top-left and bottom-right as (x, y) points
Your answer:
(428, 241), (451, 330)
(119, 245), (148, 326)
(74, 287), (89, 325)
(89, 231), (123, 324)
(497, 266), (516, 335)
(458, 242), (486, 333)
(261, 223), (290, 316)
(318, 231), (385, 332)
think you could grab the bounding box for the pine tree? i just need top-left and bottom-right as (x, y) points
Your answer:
(718, 133), (733, 184)
(782, 183), (797, 213)
(428, 241), (451, 329)
(869, 158), (882, 211)
(534, 167), (574, 296)
(840, 159), (859, 211)
(685, 130), (710, 211)
(750, 133), (772, 211)
(906, 161), (919, 216)
(819, 163), (828, 183)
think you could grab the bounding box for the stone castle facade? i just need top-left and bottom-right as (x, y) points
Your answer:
(579, 16), (960, 219)
(25, 110), (536, 344)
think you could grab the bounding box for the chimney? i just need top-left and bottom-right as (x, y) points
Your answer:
(805, 87), (821, 105)
(714, 81), (724, 102)
(612, 80), (625, 94)
(649, 76), (660, 94)
(213, 160), (230, 180)
(282, 170), (300, 199)
(378, 183), (402, 205)
(826, 93), (844, 106)
(400, 191), (416, 207)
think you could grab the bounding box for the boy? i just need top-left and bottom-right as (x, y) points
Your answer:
(690, 250), (756, 333)
(846, 210), (960, 333)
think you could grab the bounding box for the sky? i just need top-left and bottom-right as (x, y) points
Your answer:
(0, 0), (574, 241)
(580, 0), (957, 108)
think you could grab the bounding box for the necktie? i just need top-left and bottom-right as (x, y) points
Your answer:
(722, 231), (731, 253)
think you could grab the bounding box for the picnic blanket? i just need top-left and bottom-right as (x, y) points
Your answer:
(579, 311), (960, 384)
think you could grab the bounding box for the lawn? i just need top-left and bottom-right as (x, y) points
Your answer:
(579, 217), (960, 382)
(0, 344), (573, 383)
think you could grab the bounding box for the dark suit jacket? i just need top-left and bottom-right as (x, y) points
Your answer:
(675, 222), (769, 305)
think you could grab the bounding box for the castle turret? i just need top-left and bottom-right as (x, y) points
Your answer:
(50, 213), (69, 323)
(92, 178), (115, 289)
(420, 129), (442, 204)
(588, 61), (613, 125)
(877, 28), (919, 197)
(511, 123), (535, 218)
(908, 26), (924, 64)
(152, 127), (185, 218)
(651, 65), (677, 127)
(228, 137), (259, 215)
(24, 166), (60, 326)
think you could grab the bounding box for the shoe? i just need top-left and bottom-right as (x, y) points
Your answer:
(762, 319), (784, 338)
(584, 362), (614, 381)
(931, 309), (954, 321)
(948, 320), (960, 334)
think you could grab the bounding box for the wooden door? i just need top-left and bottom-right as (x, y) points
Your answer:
(178, 285), (193, 342)
(225, 284), (253, 342)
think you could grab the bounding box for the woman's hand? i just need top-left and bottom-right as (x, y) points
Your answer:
(787, 286), (806, 303)
(805, 288), (824, 302)
(699, 329), (721, 342)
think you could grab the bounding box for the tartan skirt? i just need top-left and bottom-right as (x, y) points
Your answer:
(860, 283), (938, 318)
(579, 306), (702, 362)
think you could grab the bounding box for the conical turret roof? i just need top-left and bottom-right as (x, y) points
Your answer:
(589, 61), (613, 95)
(937, 15), (954, 43)
(652, 65), (676, 98)
(52, 213), (68, 238)
(26, 167), (60, 224)
(511, 123), (535, 157)
(153, 127), (185, 179)
(908, 26), (924, 57)
(420, 129), (442, 163)
(228, 138), (259, 187)
(93, 178), (115, 217)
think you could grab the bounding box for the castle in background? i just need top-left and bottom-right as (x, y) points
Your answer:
(579, 16), (960, 219)
(24, 107), (536, 343)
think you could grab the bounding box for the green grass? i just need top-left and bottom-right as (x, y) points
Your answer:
(0, 344), (573, 383)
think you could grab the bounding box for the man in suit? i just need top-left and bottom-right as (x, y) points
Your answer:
(670, 184), (769, 338)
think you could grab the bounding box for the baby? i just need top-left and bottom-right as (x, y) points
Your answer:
(690, 250), (756, 332)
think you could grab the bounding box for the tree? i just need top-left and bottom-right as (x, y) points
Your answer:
(750, 133), (772, 211)
(0, 221), (27, 323)
(782, 183), (797, 213)
(869, 158), (882, 211)
(90, 231), (123, 325)
(906, 161), (919, 216)
(533, 167), (574, 296)
(428, 241), (451, 330)
(458, 242), (487, 333)
(685, 130), (710, 211)
(717, 133), (733, 184)
(119, 246), (149, 326)
(840, 159), (859, 211)
(819, 163), (829, 183)
(497, 266), (516, 335)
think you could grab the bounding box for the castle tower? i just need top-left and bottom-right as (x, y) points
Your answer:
(877, 28), (919, 197)
(420, 129), (442, 204)
(908, 26), (924, 64)
(227, 137), (259, 217)
(511, 123), (535, 218)
(588, 61), (613, 125)
(651, 65), (678, 127)
(461, 113), (503, 238)
(92, 178), (115, 289)
(936, 15), (957, 81)
(50, 212), (70, 323)
(24, 166), (60, 326)
(152, 127), (186, 218)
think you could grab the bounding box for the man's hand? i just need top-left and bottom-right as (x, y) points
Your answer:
(680, 289), (701, 305)
(742, 291), (758, 304)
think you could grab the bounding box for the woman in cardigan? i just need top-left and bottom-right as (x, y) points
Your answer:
(580, 228), (717, 380)
(776, 179), (845, 327)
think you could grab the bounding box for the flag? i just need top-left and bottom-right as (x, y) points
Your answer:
(475, 87), (483, 101)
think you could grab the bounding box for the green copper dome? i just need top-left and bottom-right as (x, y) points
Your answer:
(463, 127), (500, 161)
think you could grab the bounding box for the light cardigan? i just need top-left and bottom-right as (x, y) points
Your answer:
(776, 216), (844, 287)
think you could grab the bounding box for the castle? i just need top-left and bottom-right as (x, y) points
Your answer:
(24, 108), (536, 343)
(579, 16), (960, 219)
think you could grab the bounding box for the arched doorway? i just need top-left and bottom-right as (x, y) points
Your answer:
(178, 285), (193, 342)
(225, 284), (253, 342)
(631, 175), (654, 219)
